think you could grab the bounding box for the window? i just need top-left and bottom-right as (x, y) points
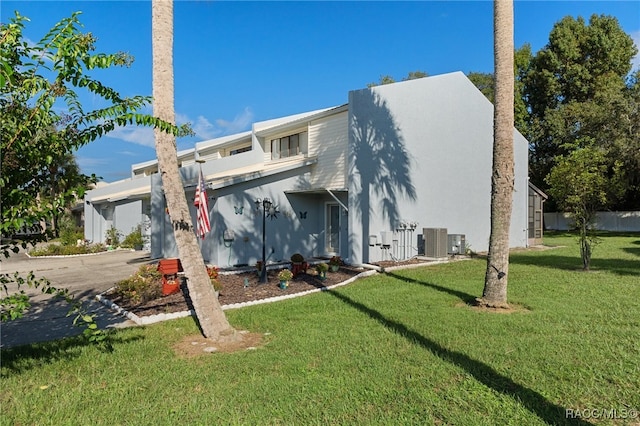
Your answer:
(271, 133), (300, 160)
(230, 146), (251, 155)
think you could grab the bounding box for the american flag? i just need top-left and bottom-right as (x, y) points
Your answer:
(194, 170), (211, 239)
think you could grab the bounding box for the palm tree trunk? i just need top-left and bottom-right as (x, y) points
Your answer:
(152, 0), (238, 341)
(479, 0), (514, 308)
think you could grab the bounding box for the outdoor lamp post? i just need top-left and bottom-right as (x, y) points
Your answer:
(255, 198), (273, 283)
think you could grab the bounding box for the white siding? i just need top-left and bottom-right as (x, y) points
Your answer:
(309, 111), (348, 189)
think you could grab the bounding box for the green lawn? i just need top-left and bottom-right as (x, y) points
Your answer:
(2, 233), (639, 425)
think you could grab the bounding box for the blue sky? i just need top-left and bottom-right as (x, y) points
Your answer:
(3, 1), (639, 182)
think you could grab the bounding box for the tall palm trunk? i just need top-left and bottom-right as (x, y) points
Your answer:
(480, 0), (514, 308)
(152, 0), (238, 340)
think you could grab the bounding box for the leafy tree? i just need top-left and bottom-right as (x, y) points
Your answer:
(1, 12), (188, 246)
(545, 147), (609, 270)
(404, 70), (428, 81)
(39, 152), (97, 237)
(469, 16), (638, 210)
(467, 44), (532, 134)
(367, 70), (428, 87)
(467, 72), (494, 102)
(479, 0), (514, 308)
(524, 14), (638, 207)
(151, 0), (239, 342)
(0, 12), (188, 336)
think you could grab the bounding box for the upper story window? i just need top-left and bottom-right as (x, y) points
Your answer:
(230, 146), (251, 155)
(271, 133), (300, 160)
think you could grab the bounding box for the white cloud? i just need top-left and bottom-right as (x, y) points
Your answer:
(188, 107), (254, 140)
(105, 107), (254, 147)
(117, 150), (139, 157)
(107, 125), (156, 148)
(216, 107), (255, 133)
(191, 116), (218, 140)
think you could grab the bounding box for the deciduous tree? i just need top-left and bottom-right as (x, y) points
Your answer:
(524, 14), (638, 208)
(0, 12), (187, 337)
(367, 70), (428, 88)
(467, 44), (532, 134)
(545, 147), (609, 270)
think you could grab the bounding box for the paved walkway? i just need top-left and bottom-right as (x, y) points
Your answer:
(1, 249), (152, 349)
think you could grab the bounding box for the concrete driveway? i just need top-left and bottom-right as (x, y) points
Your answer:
(1, 249), (152, 348)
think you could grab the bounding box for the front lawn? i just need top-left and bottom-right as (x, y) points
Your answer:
(1, 233), (638, 425)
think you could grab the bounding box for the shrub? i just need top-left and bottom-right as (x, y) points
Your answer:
(58, 217), (84, 247)
(329, 256), (342, 266)
(105, 226), (122, 246)
(290, 253), (304, 263)
(113, 264), (163, 305)
(207, 266), (222, 291)
(29, 243), (106, 256)
(316, 263), (329, 273)
(278, 269), (293, 281)
(121, 225), (145, 249)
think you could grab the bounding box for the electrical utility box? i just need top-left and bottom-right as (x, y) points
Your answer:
(423, 228), (448, 258)
(447, 234), (466, 255)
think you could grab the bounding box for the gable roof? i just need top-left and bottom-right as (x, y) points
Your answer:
(528, 181), (548, 199)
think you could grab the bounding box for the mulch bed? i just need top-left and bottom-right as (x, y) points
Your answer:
(105, 266), (363, 318)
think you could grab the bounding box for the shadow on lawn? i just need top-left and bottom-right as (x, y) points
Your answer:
(622, 240), (640, 258)
(327, 289), (590, 426)
(0, 333), (143, 377)
(509, 254), (640, 277)
(384, 271), (477, 304)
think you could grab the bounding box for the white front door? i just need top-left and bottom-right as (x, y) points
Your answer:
(325, 203), (340, 255)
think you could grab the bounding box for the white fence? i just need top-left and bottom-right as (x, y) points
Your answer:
(544, 211), (640, 232)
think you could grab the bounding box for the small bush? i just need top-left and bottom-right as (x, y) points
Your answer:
(105, 226), (122, 246)
(329, 256), (342, 266)
(29, 243), (106, 256)
(59, 226), (84, 247)
(316, 263), (329, 273)
(290, 253), (304, 263)
(207, 266), (222, 291)
(57, 214), (83, 246)
(278, 269), (293, 281)
(121, 225), (145, 249)
(113, 264), (163, 305)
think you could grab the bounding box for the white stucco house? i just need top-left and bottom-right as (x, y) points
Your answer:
(84, 71), (531, 266)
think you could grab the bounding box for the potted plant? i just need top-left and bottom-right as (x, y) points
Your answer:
(277, 269), (293, 289)
(328, 256), (342, 272)
(315, 262), (329, 280)
(290, 253), (308, 277)
(207, 266), (222, 297)
(255, 261), (263, 277)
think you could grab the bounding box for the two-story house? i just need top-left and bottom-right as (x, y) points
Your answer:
(84, 72), (531, 266)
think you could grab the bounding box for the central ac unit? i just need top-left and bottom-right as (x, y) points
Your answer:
(447, 234), (466, 255)
(423, 228), (448, 258)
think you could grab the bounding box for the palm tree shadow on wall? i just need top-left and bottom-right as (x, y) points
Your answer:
(350, 89), (417, 262)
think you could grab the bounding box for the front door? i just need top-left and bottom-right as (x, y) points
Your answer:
(325, 203), (340, 255)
